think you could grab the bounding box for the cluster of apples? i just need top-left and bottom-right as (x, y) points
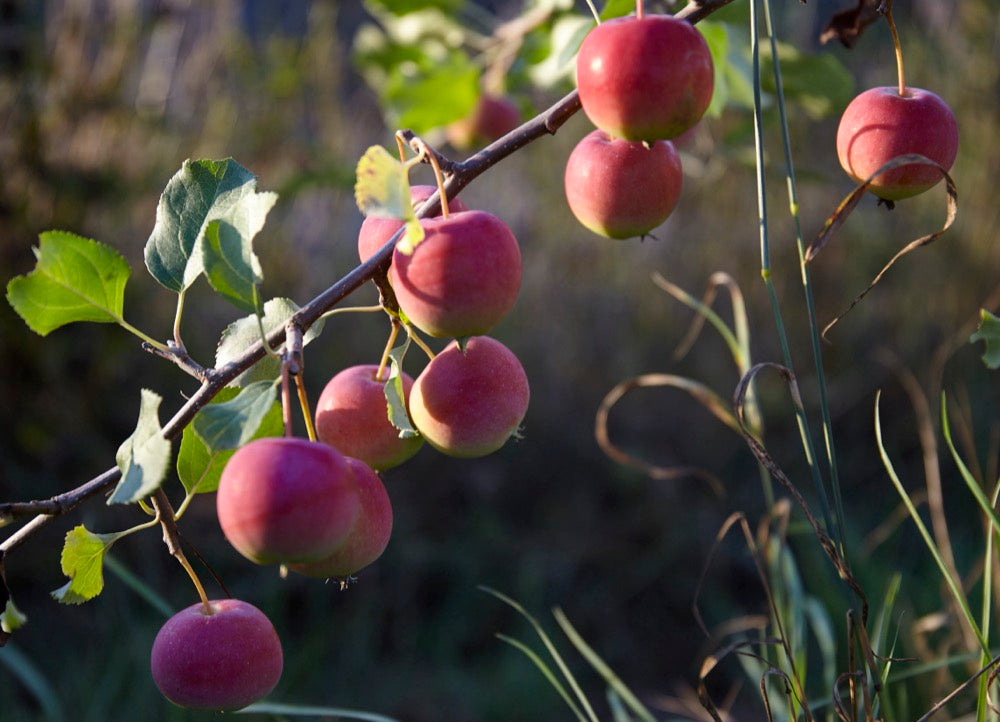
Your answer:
(564, 11), (714, 239)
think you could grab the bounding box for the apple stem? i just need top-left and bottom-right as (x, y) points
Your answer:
(425, 150), (450, 219)
(884, 0), (906, 96)
(394, 134), (409, 165)
(280, 361), (294, 438)
(151, 489), (213, 615)
(294, 374), (317, 442)
(375, 319), (402, 383)
(636, 0), (644, 20)
(405, 324), (436, 361)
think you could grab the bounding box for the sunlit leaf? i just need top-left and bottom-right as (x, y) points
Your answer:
(52, 526), (119, 605)
(382, 52), (479, 133)
(144, 158), (274, 293)
(1, 599), (27, 634)
(6, 231), (131, 336)
(192, 380), (279, 454)
(110, 389), (172, 505)
(355, 145), (412, 221)
(215, 297), (325, 387)
(599, 0), (633, 20)
(970, 309), (1000, 370)
(367, 0), (462, 14)
(177, 388), (283, 495)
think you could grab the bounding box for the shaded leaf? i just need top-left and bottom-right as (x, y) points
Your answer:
(192, 380), (279, 454)
(52, 526), (118, 605)
(970, 310), (1000, 370)
(202, 218), (265, 312)
(6, 231), (130, 336)
(177, 388), (283, 495)
(110, 389), (171, 505)
(215, 297), (325, 386)
(761, 40), (853, 119)
(144, 158), (274, 293)
(385, 339), (419, 439)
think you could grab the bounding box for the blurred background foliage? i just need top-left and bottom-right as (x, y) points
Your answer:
(0, 0), (998, 720)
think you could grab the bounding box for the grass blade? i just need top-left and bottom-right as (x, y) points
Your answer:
(495, 633), (589, 722)
(237, 702), (400, 721)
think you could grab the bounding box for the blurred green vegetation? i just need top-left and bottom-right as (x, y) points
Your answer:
(1, 1), (999, 720)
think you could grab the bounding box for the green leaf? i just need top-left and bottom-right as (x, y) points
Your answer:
(970, 309), (1000, 370)
(52, 525), (119, 605)
(110, 389), (172, 505)
(192, 380), (279, 454)
(382, 51), (479, 133)
(215, 297), (325, 387)
(201, 219), (265, 312)
(385, 339), (419, 439)
(530, 14), (593, 89)
(699, 21), (730, 119)
(1, 599), (27, 633)
(144, 158), (275, 293)
(177, 388), (283, 495)
(6, 231), (131, 336)
(354, 146), (425, 254)
(367, 0), (462, 14)
(599, 0), (633, 20)
(760, 40), (854, 119)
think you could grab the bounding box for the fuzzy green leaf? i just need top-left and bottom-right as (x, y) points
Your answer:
(52, 525), (118, 605)
(215, 297), (325, 387)
(202, 219), (265, 312)
(1, 599), (27, 633)
(760, 40), (853, 119)
(385, 339), (419, 439)
(6, 231), (131, 336)
(110, 390), (172, 505)
(192, 380), (279, 454)
(382, 52), (479, 133)
(177, 388), (283, 495)
(144, 158), (274, 293)
(599, 0), (633, 20)
(970, 309), (1000, 370)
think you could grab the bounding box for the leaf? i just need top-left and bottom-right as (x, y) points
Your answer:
(110, 389), (172, 505)
(177, 388), (283, 495)
(367, 0), (462, 14)
(6, 231), (131, 336)
(354, 145), (412, 221)
(52, 525), (119, 605)
(384, 339), (420, 439)
(599, 0), (633, 20)
(970, 309), (1000, 370)
(531, 14), (593, 89)
(192, 380), (279, 454)
(201, 219), (265, 312)
(382, 51), (479, 133)
(1, 599), (27, 634)
(760, 40), (854, 119)
(144, 158), (275, 293)
(215, 297), (325, 387)
(698, 21), (730, 119)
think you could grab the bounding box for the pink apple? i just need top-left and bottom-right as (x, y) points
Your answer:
(576, 14), (714, 142)
(357, 185), (468, 263)
(216, 437), (360, 565)
(314, 364), (423, 471)
(564, 129), (683, 239)
(836, 86), (958, 200)
(446, 94), (522, 149)
(291, 457), (393, 579)
(150, 598), (282, 711)
(408, 336), (530, 457)
(390, 210), (522, 338)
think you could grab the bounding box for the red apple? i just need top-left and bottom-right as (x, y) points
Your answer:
(314, 364), (423, 471)
(216, 437), (360, 565)
(291, 457), (393, 579)
(408, 336), (529, 457)
(150, 598), (282, 711)
(390, 210), (522, 338)
(446, 94), (522, 149)
(576, 14), (714, 142)
(564, 129), (683, 239)
(358, 185), (469, 263)
(836, 86), (958, 201)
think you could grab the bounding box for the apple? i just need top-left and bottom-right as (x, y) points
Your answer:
(291, 457), (393, 579)
(836, 86), (958, 201)
(216, 437), (360, 565)
(314, 364), (423, 471)
(446, 94), (522, 150)
(358, 185), (469, 264)
(390, 210), (522, 338)
(576, 14), (714, 142)
(408, 336), (529, 457)
(150, 598), (282, 711)
(564, 129), (683, 239)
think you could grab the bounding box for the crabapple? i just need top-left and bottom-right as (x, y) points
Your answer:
(836, 86), (958, 201)
(446, 94), (521, 149)
(576, 14), (714, 142)
(291, 457), (393, 579)
(314, 364), (423, 471)
(564, 129), (682, 239)
(216, 437), (360, 565)
(150, 598), (282, 711)
(357, 185), (468, 263)
(390, 210), (522, 339)
(408, 336), (529, 458)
